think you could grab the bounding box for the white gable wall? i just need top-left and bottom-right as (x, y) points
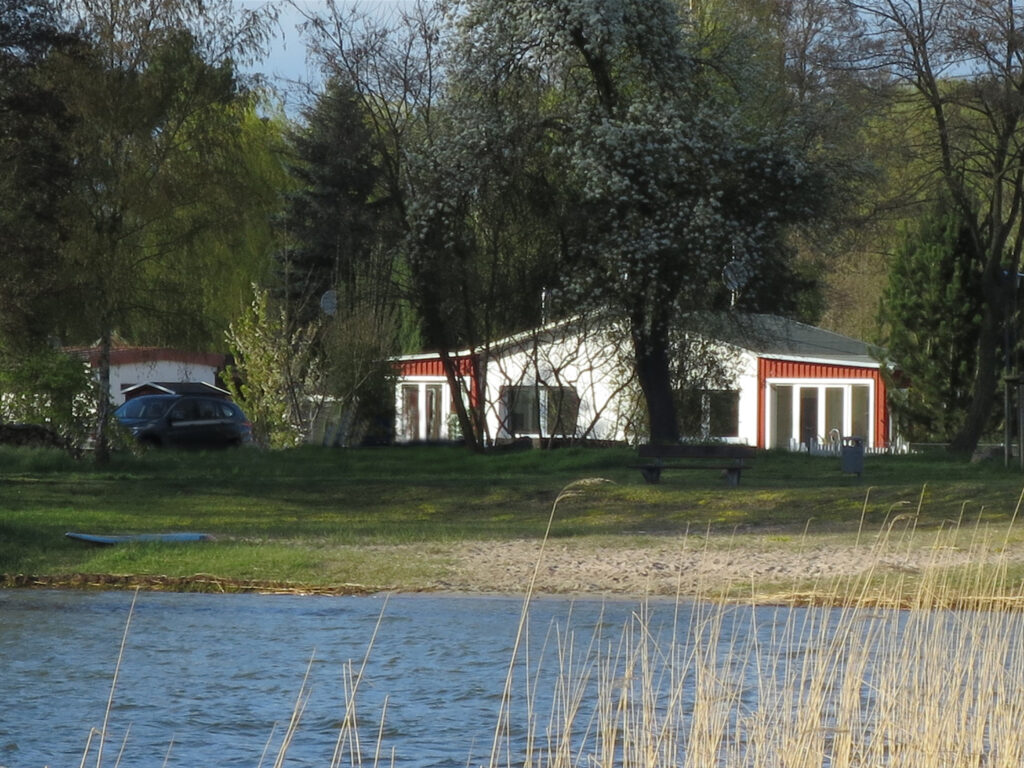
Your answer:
(480, 325), (631, 442)
(108, 360), (221, 405)
(731, 349), (760, 445)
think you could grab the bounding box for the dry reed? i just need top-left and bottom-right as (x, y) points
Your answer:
(483, 492), (1024, 768)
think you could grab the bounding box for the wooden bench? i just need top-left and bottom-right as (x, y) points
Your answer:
(632, 444), (756, 487)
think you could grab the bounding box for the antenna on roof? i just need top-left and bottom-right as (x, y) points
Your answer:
(320, 289), (338, 317)
(723, 260), (750, 308)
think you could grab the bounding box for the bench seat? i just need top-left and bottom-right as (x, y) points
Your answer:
(632, 444), (756, 486)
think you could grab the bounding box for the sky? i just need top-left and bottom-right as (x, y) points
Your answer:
(238, 0), (417, 111)
(241, 1), (322, 88)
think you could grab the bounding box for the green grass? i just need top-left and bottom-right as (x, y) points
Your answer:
(2, 443), (1024, 592)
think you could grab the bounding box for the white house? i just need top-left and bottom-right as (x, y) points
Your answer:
(393, 314), (894, 451)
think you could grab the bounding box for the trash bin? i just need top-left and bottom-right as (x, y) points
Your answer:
(841, 436), (864, 477)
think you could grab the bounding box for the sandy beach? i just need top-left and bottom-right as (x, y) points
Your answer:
(425, 529), (1023, 597)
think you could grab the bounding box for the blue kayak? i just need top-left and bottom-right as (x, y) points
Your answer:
(65, 532), (214, 545)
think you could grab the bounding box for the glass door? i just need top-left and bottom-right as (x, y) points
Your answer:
(825, 387), (844, 445)
(771, 385), (793, 449)
(799, 388), (819, 449)
(401, 385), (420, 441)
(425, 384), (443, 440)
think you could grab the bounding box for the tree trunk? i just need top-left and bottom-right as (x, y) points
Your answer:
(949, 272), (1009, 456)
(631, 310), (679, 445)
(439, 350), (485, 452)
(93, 327), (113, 465)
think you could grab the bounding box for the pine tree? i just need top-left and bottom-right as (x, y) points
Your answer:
(880, 202), (986, 442)
(276, 77), (385, 325)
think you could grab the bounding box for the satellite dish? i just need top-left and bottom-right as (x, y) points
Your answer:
(319, 289), (338, 317)
(722, 260), (751, 293)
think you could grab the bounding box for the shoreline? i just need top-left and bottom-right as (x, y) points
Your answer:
(7, 529), (1024, 604)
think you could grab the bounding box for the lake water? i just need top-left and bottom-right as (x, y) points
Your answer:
(1, 591), (695, 768)
(0, 588), (957, 768)
(0, 589), (793, 768)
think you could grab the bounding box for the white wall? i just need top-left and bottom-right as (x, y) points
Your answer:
(107, 360), (221, 405)
(480, 325), (633, 443)
(731, 350), (760, 446)
(481, 334), (771, 446)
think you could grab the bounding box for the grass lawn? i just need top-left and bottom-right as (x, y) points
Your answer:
(2, 443), (1023, 593)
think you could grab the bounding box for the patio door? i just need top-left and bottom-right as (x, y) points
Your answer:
(769, 382), (873, 450)
(399, 383), (449, 442)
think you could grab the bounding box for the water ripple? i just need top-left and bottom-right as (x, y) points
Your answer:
(0, 590), (868, 768)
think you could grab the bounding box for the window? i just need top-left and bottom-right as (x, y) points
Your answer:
(772, 385), (793, 449)
(425, 384), (443, 440)
(197, 399), (220, 420)
(851, 385), (870, 438)
(169, 399), (198, 421)
(707, 391), (739, 438)
(799, 388), (818, 447)
(502, 386), (580, 437)
(219, 402), (241, 419)
(546, 387), (581, 435)
(401, 385), (420, 441)
(825, 387), (844, 438)
(504, 386), (539, 434)
(680, 389), (739, 439)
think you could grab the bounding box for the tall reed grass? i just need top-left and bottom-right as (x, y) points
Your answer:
(80, 485), (1024, 768)
(262, 486), (1024, 768)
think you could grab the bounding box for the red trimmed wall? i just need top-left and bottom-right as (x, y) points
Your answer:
(757, 358), (889, 449)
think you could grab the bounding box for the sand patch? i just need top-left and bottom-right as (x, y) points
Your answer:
(429, 532), (1023, 597)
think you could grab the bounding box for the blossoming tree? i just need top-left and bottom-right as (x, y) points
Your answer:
(446, 0), (822, 443)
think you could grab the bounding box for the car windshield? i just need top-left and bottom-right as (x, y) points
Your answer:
(115, 397), (175, 420)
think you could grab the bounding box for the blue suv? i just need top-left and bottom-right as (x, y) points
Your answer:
(114, 394), (254, 449)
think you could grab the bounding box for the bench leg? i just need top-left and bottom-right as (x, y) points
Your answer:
(640, 466), (662, 484)
(725, 468), (741, 487)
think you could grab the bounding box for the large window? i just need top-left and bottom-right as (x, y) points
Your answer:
(502, 386), (580, 437)
(772, 385), (793, 449)
(707, 390), (739, 437)
(851, 385), (870, 439)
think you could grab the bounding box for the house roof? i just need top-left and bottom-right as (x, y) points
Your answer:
(701, 314), (883, 368)
(393, 313), (882, 369)
(393, 314), (617, 363)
